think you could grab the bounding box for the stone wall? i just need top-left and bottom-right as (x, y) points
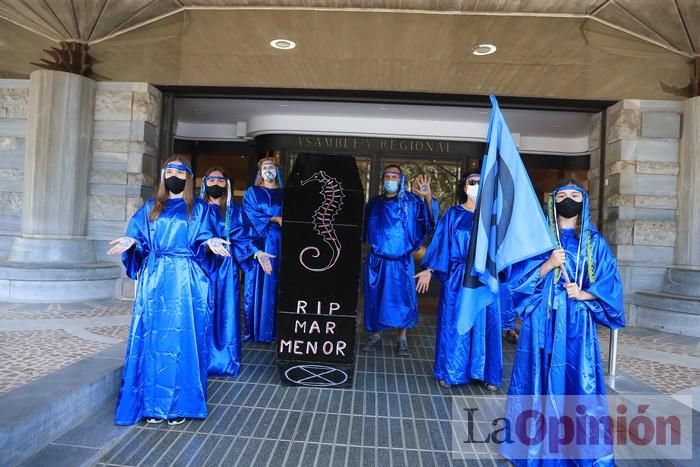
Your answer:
(589, 100), (682, 324)
(0, 80), (29, 259)
(89, 83), (162, 298)
(0, 79), (161, 299)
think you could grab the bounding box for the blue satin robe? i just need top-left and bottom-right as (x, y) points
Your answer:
(207, 202), (258, 375)
(422, 206), (502, 386)
(501, 284), (516, 331)
(501, 227), (625, 467)
(363, 193), (433, 332)
(242, 186), (282, 342)
(115, 198), (216, 425)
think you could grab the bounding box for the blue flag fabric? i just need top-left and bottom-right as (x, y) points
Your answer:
(456, 95), (557, 334)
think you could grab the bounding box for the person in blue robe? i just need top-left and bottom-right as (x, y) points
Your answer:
(416, 173), (502, 390)
(107, 158), (231, 426)
(500, 281), (519, 344)
(200, 166), (275, 376)
(362, 164), (437, 357)
(500, 180), (625, 466)
(242, 156), (283, 343)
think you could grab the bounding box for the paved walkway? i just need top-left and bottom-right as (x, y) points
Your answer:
(0, 300), (131, 394)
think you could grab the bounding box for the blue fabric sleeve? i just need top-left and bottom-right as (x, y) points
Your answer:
(121, 202), (151, 280)
(582, 232), (625, 330)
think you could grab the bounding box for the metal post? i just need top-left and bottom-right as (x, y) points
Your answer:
(607, 329), (618, 376)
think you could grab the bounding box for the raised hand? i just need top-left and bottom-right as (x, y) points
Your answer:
(255, 251), (276, 274)
(107, 237), (136, 255)
(413, 174), (432, 199)
(413, 269), (432, 294)
(207, 238), (231, 257)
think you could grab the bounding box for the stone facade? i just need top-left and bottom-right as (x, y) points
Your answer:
(90, 83), (162, 299)
(0, 79), (161, 299)
(589, 100), (683, 325)
(0, 81), (29, 259)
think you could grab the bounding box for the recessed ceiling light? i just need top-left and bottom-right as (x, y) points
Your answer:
(192, 108), (204, 114)
(270, 39), (296, 50)
(472, 44), (497, 56)
(378, 107), (389, 111)
(478, 110), (489, 114)
(279, 104), (289, 107)
(554, 123), (565, 128)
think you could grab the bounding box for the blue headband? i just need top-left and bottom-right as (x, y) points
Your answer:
(467, 173), (480, 180)
(165, 163), (193, 175)
(555, 184), (584, 194)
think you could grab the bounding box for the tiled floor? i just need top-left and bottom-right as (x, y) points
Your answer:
(97, 317), (515, 467)
(5, 301), (699, 466)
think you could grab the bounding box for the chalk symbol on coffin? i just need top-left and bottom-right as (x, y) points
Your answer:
(284, 364), (349, 387)
(299, 171), (345, 272)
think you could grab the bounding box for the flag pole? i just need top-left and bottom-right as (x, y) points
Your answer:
(607, 329), (619, 376)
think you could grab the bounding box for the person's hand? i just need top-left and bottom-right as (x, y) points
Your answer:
(413, 175), (432, 199)
(565, 282), (583, 300)
(270, 216), (283, 226)
(547, 249), (566, 268)
(255, 251), (276, 274)
(414, 269), (432, 293)
(107, 237), (136, 255)
(207, 238), (231, 257)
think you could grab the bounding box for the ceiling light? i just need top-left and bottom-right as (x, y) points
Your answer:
(554, 123), (565, 128)
(472, 44), (497, 56)
(270, 39), (296, 50)
(192, 108), (204, 114)
(279, 104), (289, 107)
(378, 107), (389, 111)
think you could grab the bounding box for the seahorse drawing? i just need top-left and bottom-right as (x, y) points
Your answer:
(299, 170), (345, 272)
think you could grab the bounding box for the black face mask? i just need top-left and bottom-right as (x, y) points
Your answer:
(165, 176), (186, 194)
(556, 198), (583, 218)
(205, 185), (226, 199)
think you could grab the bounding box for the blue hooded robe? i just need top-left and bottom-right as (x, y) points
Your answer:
(115, 197), (216, 425)
(500, 187), (625, 467)
(421, 205), (502, 386)
(207, 201), (258, 375)
(242, 185), (283, 342)
(363, 191), (435, 332)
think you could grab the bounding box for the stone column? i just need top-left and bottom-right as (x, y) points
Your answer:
(676, 96), (700, 268)
(9, 70), (96, 263)
(0, 71), (120, 302)
(599, 100), (682, 326)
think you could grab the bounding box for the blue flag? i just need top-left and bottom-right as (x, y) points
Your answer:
(456, 95), (557, 334)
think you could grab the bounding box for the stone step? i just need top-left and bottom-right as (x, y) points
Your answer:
(0, 262), (121, 302)
(16, 402), (132, 467)
(0, 343), (126, 466)
(607, 372), (700, 467)
(663, 267), (700, 296)
(635, 291), (700, 316)
(634, 306), (700, 338)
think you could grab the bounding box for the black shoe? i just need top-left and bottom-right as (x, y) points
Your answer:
(167, 417), (186, 426)
(438, 379), (452, 389)
(396, 338), (410, 357)
(362, 334), (382, 352)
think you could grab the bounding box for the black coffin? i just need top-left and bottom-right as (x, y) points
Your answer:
(276, 153), (364, 387)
